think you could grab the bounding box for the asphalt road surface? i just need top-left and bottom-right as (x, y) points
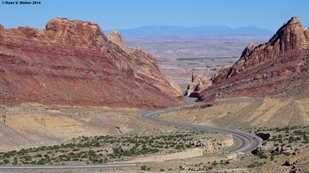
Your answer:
(0, 109), (262, 171)
(139, 110), (262, 153)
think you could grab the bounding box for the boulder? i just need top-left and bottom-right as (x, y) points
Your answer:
(283, 157), (298, 166)
(256, 133), (271, 140)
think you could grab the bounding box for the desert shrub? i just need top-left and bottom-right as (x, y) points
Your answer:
(283, 152), (291, 156)
(257, 152), (268, 159)
(141, 165), (150, 170)
(211, 161), (218, 166)
(3, 159), (9, 164)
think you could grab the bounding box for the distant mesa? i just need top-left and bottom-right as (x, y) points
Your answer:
(188, 16), (309, 101)
(0, 18), (183, 109)
(105, 25), (274, 36)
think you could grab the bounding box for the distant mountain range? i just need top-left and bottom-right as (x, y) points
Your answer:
(104, 25), (274, 36)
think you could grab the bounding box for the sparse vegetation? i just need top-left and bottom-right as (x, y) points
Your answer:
(257, 152), (268, 159)
(141, 165), (150, 171)
(0, 130), (209, 165)
(247, 162), (265, 168)
(252, 125), (309, 160)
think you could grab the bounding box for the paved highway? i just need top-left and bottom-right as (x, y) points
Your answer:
(139, 110), (262, 153)
(0, 109), (262, 171)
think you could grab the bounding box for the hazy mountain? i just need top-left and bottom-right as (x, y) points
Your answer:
(105, 25), (274, 36)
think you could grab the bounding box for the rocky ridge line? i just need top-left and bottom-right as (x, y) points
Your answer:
(194, 16), (309, 101)
(0, 18), (183, 109)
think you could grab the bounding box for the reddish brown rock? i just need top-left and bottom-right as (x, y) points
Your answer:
(197, 16), (309, 101)
(0, 18), (183, 109)
(0, 25), (4, 32)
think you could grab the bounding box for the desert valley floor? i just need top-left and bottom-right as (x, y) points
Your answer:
(0, 16), (309, 173)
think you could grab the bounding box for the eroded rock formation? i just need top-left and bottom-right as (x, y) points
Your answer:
(186, 134), (234, 153)
(185, 72), (211, 96)
(0, 18), (183, 109)
(197, 16), (309, 102)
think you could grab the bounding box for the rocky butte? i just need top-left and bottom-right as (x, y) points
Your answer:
(191, 16), (309, 102)
(0, 18), (183, 109)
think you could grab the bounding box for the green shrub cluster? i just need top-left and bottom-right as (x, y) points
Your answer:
(0, 131), (205, 165)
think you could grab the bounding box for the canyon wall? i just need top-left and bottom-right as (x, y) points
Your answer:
(196, 16), (309, 102)
(0, 18), (183, 109)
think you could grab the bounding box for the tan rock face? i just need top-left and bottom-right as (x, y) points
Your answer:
(198, 16), (309, 101)
(166, 77), (183, 95)
(185, 72), (211, 96)
(0, 18), (183, 109)
(45, 18), (109, 50)
(106, 30), (130, 53)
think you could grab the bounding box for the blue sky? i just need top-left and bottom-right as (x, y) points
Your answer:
(0, 0), (308, 32)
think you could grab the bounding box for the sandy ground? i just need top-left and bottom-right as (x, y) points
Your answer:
(0, 103), (183, 151)
(160, 95), (309, 129)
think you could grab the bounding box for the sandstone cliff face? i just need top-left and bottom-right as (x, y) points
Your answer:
(0, 18), (183, 109)
(185, 72), (211, 96)
(198, 16), (309, 101)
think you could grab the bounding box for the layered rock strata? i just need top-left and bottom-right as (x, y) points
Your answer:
(0, 18), (183, 109)
(185, 72), (211, 96)
(197, 16), (309, 102)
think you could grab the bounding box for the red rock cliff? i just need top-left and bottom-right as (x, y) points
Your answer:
(0, 18), (183, 109)
(197, 16), (309, 101)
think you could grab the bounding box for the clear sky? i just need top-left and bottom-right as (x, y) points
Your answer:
(0, 0), (308, 32)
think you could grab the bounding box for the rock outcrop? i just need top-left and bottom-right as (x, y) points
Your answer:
(186, 134), (234, 153)
(256, 133), (271, 140)
(253, 142), (308, 156)
(185, 72), (211, 96)
(196, 16), (309, 102)
(128, 134), (233, 163)
(0, 18), (183, 109)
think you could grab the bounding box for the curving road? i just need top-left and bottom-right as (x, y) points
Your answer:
(0, 109), (262, 171)
(139, 110), (262, 153)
